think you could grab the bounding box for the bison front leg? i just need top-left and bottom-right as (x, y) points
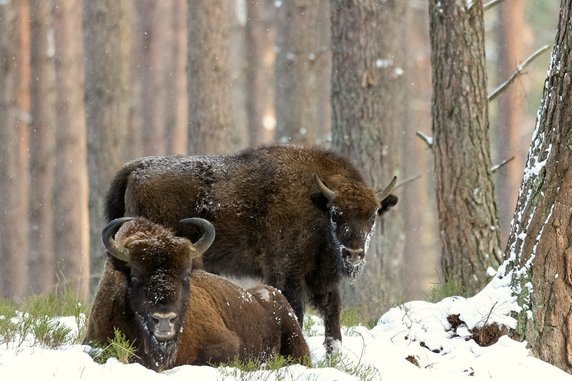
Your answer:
(311, 289), (342, 353)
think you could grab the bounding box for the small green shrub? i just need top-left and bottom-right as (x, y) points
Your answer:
(340, 308), (377, 330)
(425, 275), (468, 303)
(87, 328), (137, 365)
(0, 291), (87, 349)
(316, 351), (380, 381)
(31, 316), (73, 349)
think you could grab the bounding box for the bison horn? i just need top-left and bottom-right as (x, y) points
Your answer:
(313, 173), (336, 200)
(377, 176), (397, 201)
(102, 217), (133, 262)
(179, 218), (216, 255)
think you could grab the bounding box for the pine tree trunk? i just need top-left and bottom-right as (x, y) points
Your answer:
(331, 0), (407, 314)
(402, 3), (440, 300)
(0, 1), (29, 300)
(275, 0), (321, 144)
(29, 0), (57, 295)
(504, 0), (572, 372)
(428, 0), (502, 294)
(53, 0), (90, 301)
(187, 0), (233, 154)
(166, 0), (188, 155)
(84, 0), (133, 290)
(495, 0), (527, 248)
(245, 0), (276, 146)
(139, 1), (171, 155)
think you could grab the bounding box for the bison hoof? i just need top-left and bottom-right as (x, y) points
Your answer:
(323, 337), (341, 354)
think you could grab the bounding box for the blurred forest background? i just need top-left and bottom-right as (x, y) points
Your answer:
(0, 0), (560, 321)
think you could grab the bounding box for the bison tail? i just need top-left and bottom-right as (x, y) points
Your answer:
(104, 164), (133, 222)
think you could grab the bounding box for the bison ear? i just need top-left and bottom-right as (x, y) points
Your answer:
(378, 194), (398, 215)
(310, 192), (329, 211)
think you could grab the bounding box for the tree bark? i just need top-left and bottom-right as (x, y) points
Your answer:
(495, 0), (527, 248)
(245, 0), (276, 146)
(331, 0), (407, 314)
(402, 3), (440, 300)
(275, 0), (322, 144)
(53, 0), (90, 301)
(29, 0), (57, 295)
(84, 0), (133, 291)
(503, 0), (572, 372)
(428, 0), (502, 294)
(187, 0), (234, 154)
(0, 0), (29, 300)
(166, 0), (188, 155)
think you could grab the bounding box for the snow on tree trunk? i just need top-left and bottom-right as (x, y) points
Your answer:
(502, 0), (572, 372)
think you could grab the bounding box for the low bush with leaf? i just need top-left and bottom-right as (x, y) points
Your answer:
(86, 328), (137, 365)
(0, 290), (87, 349)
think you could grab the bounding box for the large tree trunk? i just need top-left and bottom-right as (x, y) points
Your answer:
(187, 0), (234, 154)
(84, 0), (133, 291)
(29, 0), (57, 296)
(428, 0), (502, 294)
(504, 0), (572, 372)
(138, 1), (171, 155)
(166, 0), (188, 155)
(274, 0), (322, 144)
(0, 0), (29, 300)
(53, 0), (90, 301)
(331, 0), (407, 315)
(402, 3), (440, 300)
(495, 0), (527, 248)
(245, 0), (276, 146)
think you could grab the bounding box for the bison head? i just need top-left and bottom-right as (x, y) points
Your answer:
(312, 174), (398, 279)
(102, 216), (215, 370)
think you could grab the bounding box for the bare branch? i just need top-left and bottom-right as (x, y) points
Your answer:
(416, 131), (433, 149)
(484, 0), (505, 12)
(394, 174), (422, 191)
(491, 156), (515, 174)
(488, 45), (551, 102)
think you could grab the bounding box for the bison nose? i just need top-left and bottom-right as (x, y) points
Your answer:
(151, 311), (178, 341)
(341, 247), (364, 265)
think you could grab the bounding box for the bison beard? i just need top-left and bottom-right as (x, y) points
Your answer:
(104, 145), (398, 350)
(136, 312), (180, 370)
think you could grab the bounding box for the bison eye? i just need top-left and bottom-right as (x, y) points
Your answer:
(330, 211), (341, 224)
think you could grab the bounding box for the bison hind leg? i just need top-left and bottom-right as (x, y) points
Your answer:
(251, 285), (311, 365)
(193, 332), (241, 366)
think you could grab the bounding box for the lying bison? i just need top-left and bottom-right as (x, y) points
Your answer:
(84, 217), (310, 371)
(105, 144), (398, 350)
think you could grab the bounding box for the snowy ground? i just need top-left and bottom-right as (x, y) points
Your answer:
(1, 274), (571, 380)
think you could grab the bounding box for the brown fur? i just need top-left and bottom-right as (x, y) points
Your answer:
(105, 144), (398, 350)
(84, 218), (309, 371)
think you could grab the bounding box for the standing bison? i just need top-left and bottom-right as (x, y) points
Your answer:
(105, 144), (398, 350)
(85, 217), (309, 371)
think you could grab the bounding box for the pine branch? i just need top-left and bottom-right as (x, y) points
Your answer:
(488, 45), (551, 102)
(416, 131), (433, 149)
(491, 156), (515, 174)
(483, 0), (505, 12)
(394, 174), (422, 191)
